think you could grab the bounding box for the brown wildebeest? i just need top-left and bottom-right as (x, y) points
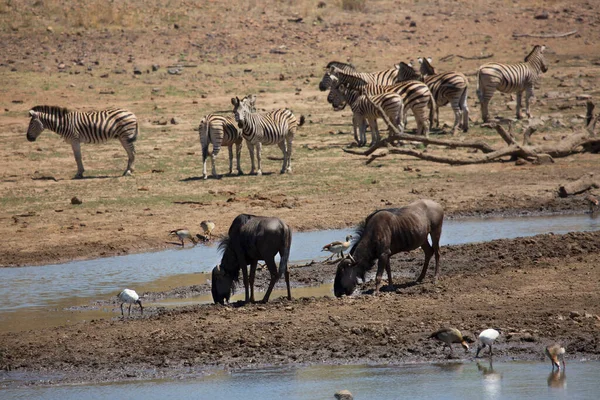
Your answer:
(334, 199), (443, 297)
(211, 214), (292, 304)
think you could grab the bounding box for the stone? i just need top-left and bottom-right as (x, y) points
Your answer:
(534, 11), (549, 20)
(334, 390), (353, 400)
(46, 26), (54, 33)
(71, 196), (82, 205)
(152, 64), (159, 72)
(168, 68), (181, 75)
(133, 67), (142, 75)
(409, 21), (417, 27)
(170, 117), (179, 125)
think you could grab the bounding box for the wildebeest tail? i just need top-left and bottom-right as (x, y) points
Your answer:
(279, 224), (292, 278)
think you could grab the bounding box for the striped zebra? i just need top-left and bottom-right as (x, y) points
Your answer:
(231, 96), (305, 175)
(395, 59), (469, 134)
(327, 83), (404, 146)
(26, 105), (138, 178)
(319, 61), (398, 92)
(329, 66), (434, 136)
(477, 45), (548, 122)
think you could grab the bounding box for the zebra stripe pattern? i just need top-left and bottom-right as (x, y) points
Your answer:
(477, 45), (548, 122)
(26, 105), (138, 178)
(319, 61), (398, 92)
(231, 96), (305, 175)
(396, 59), (469, 134)
(199, 114), (243, 179)
(327, 83), (404, 146)
(329, 67), (434, 136)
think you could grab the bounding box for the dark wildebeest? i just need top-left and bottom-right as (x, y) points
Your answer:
(211, 214), (292, 304)
(334, 199), (443, 297)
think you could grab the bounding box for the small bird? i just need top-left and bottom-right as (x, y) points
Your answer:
(586, 194), (599, 214)
(200, 220), (216, 240)
(118, 288), (143, 316)
(322, 235), (353, 261)
(169, 228), (197, 247)
(476, 328), (500, 358)
(545, 344), (566, 370)
(430, 327), (469, 355)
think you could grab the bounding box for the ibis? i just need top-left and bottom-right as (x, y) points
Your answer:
(476, 328), (500, 358)
(118, 288), (143, 316)
(200, 220), (216, 240)
(545, 344), (566, 370)
(322, 235), (353, 261)
(430, 327), (469, 355)
(169, 228), (197, 247)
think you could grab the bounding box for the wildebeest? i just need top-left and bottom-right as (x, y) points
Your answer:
(211, 214), (292, 304)
(334, 199), (443, 297)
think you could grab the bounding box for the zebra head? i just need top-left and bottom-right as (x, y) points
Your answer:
(319, 70), (334, 91)
(327, 84), (348, 111)
(525, 45), (548, 73)
(395, 61), (421, 82)
(418, 57), (436, 76)
(231, 96), (253, 128)
(27, 110), (44, 142)
(320, 61), (356, 91)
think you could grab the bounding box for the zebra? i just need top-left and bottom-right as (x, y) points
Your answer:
(231, 96), (305, 175)
(395, 59), (469, 134)
(328, 66), (434, 136)
(319, 61), (398, 92)
(199, 95), (257, 179)
(477, 44), (548, 122)
(327, 82), (404, 146)
(26, 105), (138, 178)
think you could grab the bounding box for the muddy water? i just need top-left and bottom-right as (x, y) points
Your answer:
(2, 361), (598, 399)
(1, 214), (598, 333)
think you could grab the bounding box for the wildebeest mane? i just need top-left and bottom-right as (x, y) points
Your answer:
(217, 235), (240, 284)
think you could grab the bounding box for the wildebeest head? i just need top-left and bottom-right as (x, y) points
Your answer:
(211, 265), (233, 305)
(334, 255), (359, 297)
(27, 110), (44, 142)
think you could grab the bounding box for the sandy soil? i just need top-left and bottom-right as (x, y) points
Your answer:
(0, 0), (599, 388)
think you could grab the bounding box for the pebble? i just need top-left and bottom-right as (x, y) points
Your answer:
(334, 390), (353, 400)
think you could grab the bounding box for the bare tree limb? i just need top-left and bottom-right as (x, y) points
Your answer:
(523, 127), (537, 146)
(456, 53), (494, 60)
(558, 173), (600, 197)
(513, 30), (578, 38)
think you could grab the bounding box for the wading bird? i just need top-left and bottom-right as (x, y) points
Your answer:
(200, 220), (216, 240)
(545, 344), (566, 370)
(430, 327), (469, 355)
(476, 328), (500, 358)
(322, 235), (353, 261)
(169, 228), (197, 247)
(118, 288), (143, 316)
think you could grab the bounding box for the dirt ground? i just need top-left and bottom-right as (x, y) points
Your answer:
(0, 0), (599, 388)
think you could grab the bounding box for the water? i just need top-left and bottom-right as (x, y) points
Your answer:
(0, 214), (598, 332)
(2, 361), (598, 399)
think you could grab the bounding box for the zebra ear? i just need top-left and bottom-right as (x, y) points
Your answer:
(231, 97), (239, 106)
(427, 57), (433, 63)
(540, 45), (546, 52)
(417, 58), (423, 64)
(29, 110), (36, 117)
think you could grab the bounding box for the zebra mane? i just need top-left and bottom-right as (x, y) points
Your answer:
(524, 45), (543, 62)
(31, 105), (70, 116)
(396, 62), (420, 80)
(325, 61), (356, 71)
(419, 57), (436, 75)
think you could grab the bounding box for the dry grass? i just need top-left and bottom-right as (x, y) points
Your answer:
(340, 0), (367, 11)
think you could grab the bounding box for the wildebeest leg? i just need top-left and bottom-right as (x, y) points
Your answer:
(261, 257), (279, 303)
(284, 268), (291, 300)
(416, 241), (434, 283)
(431, 225), (442, 282)
(385, 256), (393, 291)
(249, 260), (258, 303)
(375, 251), (391, 293)
(240, 261), (250, 303)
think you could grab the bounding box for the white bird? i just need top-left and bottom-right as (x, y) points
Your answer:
(118, 288), (143, 316)
(545, 344), (566, 370)
(322, 235), (353, 261)
(200, 220), (216, 240)
(476, 328), (500, 358)
(169, 228), (197, 247)
(430, 327), (469, 355)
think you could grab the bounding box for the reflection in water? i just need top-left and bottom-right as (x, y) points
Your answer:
(433, 362), (466, 373)
(547, 370), (567, 389)
(477, 360), (503, 398)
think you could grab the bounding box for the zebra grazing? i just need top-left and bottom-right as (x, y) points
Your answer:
(396, 59), (469, 134)
(199, 95), (256, 179)
(231, 96), (305, 175)
(477, 44), (548, 122)
(327, 82), (404, 147)
(329, 66), (434, 136)
(26, 105), (138, 178)
(319, 61), (398, 92)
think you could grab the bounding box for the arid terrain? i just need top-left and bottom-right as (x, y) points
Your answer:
(0, 0), (599, 388)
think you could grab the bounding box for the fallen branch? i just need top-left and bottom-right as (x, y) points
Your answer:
(456, 53), (494, 60)
(512, 30), (577, 39)
(558, 173), (600, 197)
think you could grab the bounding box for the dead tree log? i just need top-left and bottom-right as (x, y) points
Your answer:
(512, 30), (577, 39)
(344, 97), (600, 165)
(558, 173), (600, 197)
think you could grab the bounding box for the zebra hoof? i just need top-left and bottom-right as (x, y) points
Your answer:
(203, 175), (208, 180)
(256, 171), (263, 176)
(123, 170), (132, 177)
(237, 171), (244, 176)
(73, 174), (84, 180)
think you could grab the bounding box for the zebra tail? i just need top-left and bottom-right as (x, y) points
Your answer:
(428, 92), (437, 125)
(476, 69), (482, 103)
(127, 119), (139, 144)
(298, 115), (306, 127)
(278, 225), (292, 278)
(200, 118), (210, 160)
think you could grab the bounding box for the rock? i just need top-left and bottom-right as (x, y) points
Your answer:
(527, 117), (544, 128)
(170, 117), (179, 125)
(317, 1), (326, 8)
(46, 26), (54, 33)
(569, 311), (581, 319)
(576, 94), (592, 100)
(71, 196), (82, 205)
(151, 88), (160, 93)
(133, 67), (142, 75)
(174, 23), (179, 29)
(58, 63), (66, 70)
(168, 68), (181, 75)
(334, 390), (353, 400)
(279, 73), (285, 81)
(534, 11), (549, 20)
(152, 64), (159, 72)
(409, 21), (417, 27)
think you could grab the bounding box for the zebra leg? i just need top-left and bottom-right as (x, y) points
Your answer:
(480, 87), (494, 123)
(286, 135), (293, 173)
(525, 85), (534, 118)
(246, 141), (256, 175)
(358, 116), (368, 147)
(235, 141), (243, 175)
(227, 145), (234, 176)
(368, 116), (379, 146)
(70, 140), (85, 179)
(352, 114), (361, 146)
(255, 142), (263, 176)
(119, 137), (135, 176)
(202, 145), (210, 180)
(450, 98), (462, 135)
(516, 91), (523, 120)
(278, 141), (288, 174)
(211, 151), (218, 178)
(461, 88), (470, 133)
